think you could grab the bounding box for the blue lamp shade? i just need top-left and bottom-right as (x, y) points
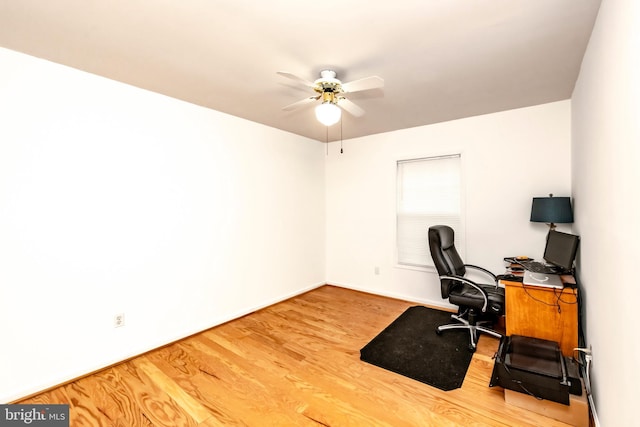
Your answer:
(530, 196), (574, 224)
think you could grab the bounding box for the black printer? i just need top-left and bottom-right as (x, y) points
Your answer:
(490, 335), (582, 405)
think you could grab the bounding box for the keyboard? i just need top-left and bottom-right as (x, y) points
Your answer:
(517, 260), (561, 274)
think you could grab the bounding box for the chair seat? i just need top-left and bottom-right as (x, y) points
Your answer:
(449, 283), (505, 315)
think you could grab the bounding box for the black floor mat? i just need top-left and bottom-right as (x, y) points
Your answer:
(360, 306), (474, 391)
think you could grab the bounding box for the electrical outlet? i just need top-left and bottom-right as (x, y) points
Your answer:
(114, 313), (125, 328)
(374, 266), (380, 275)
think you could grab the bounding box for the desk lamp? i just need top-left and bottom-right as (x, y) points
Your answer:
(530, 194), (573, 230)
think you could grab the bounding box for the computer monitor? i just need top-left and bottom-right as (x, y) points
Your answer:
(543, 230), (580, 272)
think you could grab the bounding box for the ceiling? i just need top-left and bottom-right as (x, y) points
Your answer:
(0, 0), (601, 142)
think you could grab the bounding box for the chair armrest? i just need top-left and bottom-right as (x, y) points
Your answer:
(464, 264), (498, 287)
(440, 274), (488, 312)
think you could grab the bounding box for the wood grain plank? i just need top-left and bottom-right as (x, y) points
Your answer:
(133, 356), (212, 424)
(116, 360), (199, 426)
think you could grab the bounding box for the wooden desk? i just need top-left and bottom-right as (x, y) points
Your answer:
(502, 278), (578, 357)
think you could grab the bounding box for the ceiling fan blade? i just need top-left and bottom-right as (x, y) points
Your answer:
(277, 71), (316, 88)
(282, 95), (320, 111)
(338, 98), (365, 117)
(341, 76), (384, 93)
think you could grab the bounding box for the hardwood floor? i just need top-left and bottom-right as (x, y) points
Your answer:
(19, 285), (575, 426)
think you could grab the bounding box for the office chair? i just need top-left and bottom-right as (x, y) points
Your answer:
(428, 225), (504, 352)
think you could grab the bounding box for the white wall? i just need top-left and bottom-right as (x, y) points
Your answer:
(571, 0), (640, 425)
(0, 48), (326, 403)
(325, 101), (572, 307)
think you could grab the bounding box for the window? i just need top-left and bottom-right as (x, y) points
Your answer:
(396, 154), (463, 268)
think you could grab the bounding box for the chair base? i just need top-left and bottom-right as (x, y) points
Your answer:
(436, 312), (502, 352)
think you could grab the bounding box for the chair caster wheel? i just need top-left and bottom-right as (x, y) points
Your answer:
(468, 345), (476, 353)
(435, 327), (443, 335)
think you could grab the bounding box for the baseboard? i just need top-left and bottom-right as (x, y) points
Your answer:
(7, 281), (327, 404)
(8, 281), (449, 403)
(325, 281), (455, 312)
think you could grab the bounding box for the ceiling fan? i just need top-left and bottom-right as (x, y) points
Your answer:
(277, 70), (384, 126)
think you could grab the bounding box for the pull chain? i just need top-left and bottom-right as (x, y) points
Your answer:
(340, 116), (343, 154)
(326, 125), (328, 155)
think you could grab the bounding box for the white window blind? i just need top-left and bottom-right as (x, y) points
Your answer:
(396, 154), (463, 268)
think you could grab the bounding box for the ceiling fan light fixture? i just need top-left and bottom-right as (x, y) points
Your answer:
(315, 102), (341, 126)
